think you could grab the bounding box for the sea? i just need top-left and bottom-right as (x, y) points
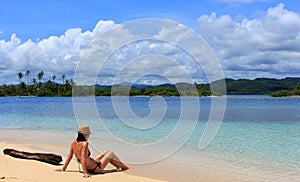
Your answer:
(0, 95), (300, 181)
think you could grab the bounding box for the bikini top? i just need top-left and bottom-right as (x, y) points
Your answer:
(75, 141), (91, 162)
(77, 150), (91, 162)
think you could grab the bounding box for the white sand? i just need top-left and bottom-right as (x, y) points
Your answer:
(0, 142), (165, 182)
(1, 129), (299, 182)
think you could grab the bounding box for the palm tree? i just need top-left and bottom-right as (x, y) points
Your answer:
(37, 71), (44, 91)
(70, 79), (75, 86)
(62, 74), (66, 84)
(17, 72), (23, 85)
(19, 82), (26, 96)
(25, 70), (31, 85)
(37, 71), (44, 83)
(32, 78), (37, 86)
(52, 75), (56, 84)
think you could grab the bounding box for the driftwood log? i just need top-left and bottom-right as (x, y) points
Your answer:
(3, 148), (62, 165)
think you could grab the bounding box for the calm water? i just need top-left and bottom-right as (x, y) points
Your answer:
(0, 95), (300, 173)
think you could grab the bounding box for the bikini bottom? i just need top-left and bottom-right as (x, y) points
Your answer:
(87, 161), (102, 173)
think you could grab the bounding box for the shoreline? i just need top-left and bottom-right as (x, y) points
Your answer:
(3, 142), (297, 182)
(0, 129), (238, 182)
(0, 142), (241, 182)
(0, 142), (166, 182)
(0, 130), (297, 182)
(1, 128), (300, 181)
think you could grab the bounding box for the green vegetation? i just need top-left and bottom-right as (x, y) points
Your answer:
(223, 77), (300, 95)
(0, 70), (212, 97)
(93, 77), (300, 97)
(0, 71), (73, 97)
(0, 72), (299, 97)
(94, 83), (211, 96)
(270, 85), (300, 97)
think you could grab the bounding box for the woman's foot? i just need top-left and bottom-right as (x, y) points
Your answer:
(117, 165), (130, 171)
(121, 166), (130, 171)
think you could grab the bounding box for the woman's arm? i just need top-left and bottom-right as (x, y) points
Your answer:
(81, 142), (90, 178)
(62, 143), (74, 171)
(55, 142), (73, 172)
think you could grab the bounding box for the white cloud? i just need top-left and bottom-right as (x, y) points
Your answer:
(0, 20), (115, 84)
(0, 19), (209, 85)
(198, 3), (300, 79)
(74, 20), (216, 85)
(1, 3), (300, 85)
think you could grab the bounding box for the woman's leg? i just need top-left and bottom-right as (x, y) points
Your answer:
(95, 150), (129, 171)
(94, 150), (110, 161)
(105, 151), (129, 170)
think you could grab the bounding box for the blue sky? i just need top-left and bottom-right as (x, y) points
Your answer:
(1, 0), (300, 84)
(1, 0), (298, 41)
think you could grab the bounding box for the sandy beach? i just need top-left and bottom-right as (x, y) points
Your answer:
(2, 139), (300, 182)
(0, 141), (259, 182)
(0, 142), (166, 182)
(0, 142), (241, 182)
(1, 128), (300, 182)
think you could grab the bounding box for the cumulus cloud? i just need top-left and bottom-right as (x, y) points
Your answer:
(74, 20), (217, 85)
(1, 3), (299, 85)
(97, 41), (205, 85)
(198, 3), (300, 79)
(0, 20), (115, 84)
(0, 19), (211, 85)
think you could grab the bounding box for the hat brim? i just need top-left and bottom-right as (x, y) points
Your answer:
(77, 130), (91, 134)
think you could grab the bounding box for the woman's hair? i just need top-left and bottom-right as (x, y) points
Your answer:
(76, 133), (87, 142)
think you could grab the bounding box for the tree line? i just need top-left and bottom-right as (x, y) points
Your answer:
(0, 70), (73, 96)
(1, 73), (299, 97)
(270, 85), (300, 97)
(222, 77), (300, 96)
(94, 83), (212, 97)
(0, 71), (213, 97)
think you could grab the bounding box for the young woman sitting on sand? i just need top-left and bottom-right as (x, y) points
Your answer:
(56, 126), (129, 178)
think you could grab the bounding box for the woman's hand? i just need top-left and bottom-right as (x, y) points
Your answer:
(83, 173), (90, 178)
(54, 168), (64, 172)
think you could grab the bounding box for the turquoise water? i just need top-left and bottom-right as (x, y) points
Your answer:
(0, 95), (300, 173)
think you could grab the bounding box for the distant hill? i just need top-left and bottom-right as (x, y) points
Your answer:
(3, 77), (299, 97)
(94, 83), (151, 89)
(94, 84), (110, 88)
(221, 77), (300, 95)
(95, 77), (300, 95)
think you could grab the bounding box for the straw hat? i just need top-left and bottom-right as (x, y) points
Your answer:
(78, 126), (91, 135)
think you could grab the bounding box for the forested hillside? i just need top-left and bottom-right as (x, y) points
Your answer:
(1, 75), (300, 97)
(223, 77), (300, 95)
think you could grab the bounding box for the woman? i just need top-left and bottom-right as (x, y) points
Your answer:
(56, 126), (129, 178)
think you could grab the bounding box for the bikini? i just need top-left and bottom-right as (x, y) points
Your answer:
(77, 149), (102, 173)
(87, 161), (102, 173)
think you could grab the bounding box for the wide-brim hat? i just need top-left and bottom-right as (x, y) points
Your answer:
(78, 126), (91, 135)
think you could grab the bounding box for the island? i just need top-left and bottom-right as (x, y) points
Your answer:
(0, 70), (299, 97)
